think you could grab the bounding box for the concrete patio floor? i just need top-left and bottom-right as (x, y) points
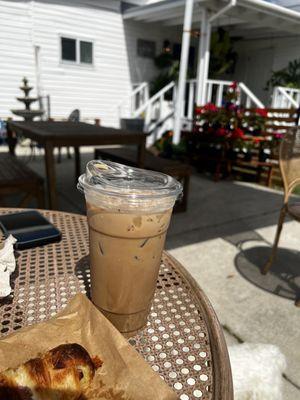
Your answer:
(8, 147), (300, 398)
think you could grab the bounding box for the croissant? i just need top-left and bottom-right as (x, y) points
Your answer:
(0, 343), (102, 400)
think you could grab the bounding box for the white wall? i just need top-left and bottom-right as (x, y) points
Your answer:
(123, 21), (181, 84)
(232, 35), (300, 106)
(0, 0), (173, 126)
(32, 0), (129, 126)
(0, 1), (37, 117)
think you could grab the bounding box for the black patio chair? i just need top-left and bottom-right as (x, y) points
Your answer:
(57, 109), (80, 162)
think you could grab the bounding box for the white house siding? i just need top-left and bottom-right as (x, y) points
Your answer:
(232, 35), (300, 106)
(32, 0), (130, 126)
(0, 0), (175, 127)
(0, 1), (37, 117)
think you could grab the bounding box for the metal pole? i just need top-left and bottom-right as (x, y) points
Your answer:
(196, 8), (208, 105)
(34, 45), (44, 114)
(173, 0), (194, 145)
(34, 45), (41, 97)
(47, 95), (51, 119)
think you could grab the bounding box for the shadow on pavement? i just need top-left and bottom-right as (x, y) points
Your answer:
(235, 245), (300, 302)
(166, 177), (285, 248)
(10, 151), (295, 251)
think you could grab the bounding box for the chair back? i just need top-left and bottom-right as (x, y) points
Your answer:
(68, 109), (80, 122)
(280, 126), (300, 201)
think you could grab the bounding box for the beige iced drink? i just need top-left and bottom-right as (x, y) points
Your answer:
(78, 160), (182, 334)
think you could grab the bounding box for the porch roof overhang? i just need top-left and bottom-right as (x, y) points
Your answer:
(123, 0), (300, 36)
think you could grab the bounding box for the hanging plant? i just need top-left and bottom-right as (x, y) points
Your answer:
(150, 61), (180, 97)
(154, 52), (174, 69)
(209, 28), (238, 78)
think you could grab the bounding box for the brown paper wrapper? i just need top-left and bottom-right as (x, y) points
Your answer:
(0, 293), (177, 400)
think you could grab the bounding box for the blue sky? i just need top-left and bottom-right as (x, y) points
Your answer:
(268, 0), (300, 11)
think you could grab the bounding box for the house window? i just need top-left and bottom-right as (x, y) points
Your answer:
(80, 41), (93, 64)
(61, 38), (76, 62)
(61, 37), (93, 65)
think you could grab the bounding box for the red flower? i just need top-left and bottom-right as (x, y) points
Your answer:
(228, 103), (237, 111)
(253, 137), (264, 144)
(255, 108), (268, 118)
(203, 103), (218, 112)
(231, 128), (245, 139)
(195, 106), (203, 114)
(230, 81), (238, 90)
(274, 132), (283, 139)
(237, 108), (244, 117)
(216, 127), (228, 137)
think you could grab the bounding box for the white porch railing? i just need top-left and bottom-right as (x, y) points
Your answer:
(118, 82), (149, 120)
(271, 86), (300, 109)
(238, 82), (265, 108)
(133, 81), (175, 130)
(119, 79), (265, 144)
(184, 79), (265, 119)
(121, 79), (265, 125)
(184, 79), (265, 122)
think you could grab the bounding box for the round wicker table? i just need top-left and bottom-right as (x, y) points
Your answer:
(0, 209), (233, 400)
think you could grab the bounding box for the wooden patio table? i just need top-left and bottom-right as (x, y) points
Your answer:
(8, 121), (147, 210)
(0, 208), (233, 400)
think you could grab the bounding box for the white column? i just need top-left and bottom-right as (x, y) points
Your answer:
(196, 8), (207, 105)
(202, 20), (211, 104)
(173, 0), (194, 145)
(196, 0), (237, 104)
(195, 9), (211, 105)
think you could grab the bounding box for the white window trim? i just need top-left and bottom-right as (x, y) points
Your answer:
(59, 35), (94, 67)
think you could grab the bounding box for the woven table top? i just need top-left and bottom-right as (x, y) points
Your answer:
(0, 209), (232, 400)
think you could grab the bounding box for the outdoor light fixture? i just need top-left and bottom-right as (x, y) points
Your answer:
(191, 29), (200, 38)
(162, 40), (171, 53)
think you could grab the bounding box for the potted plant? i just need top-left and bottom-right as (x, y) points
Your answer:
(193, 82), (267, 152)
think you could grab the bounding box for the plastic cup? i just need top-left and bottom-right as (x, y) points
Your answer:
(78, 160), (182, 335)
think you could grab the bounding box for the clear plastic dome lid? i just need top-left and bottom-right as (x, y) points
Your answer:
(78, 160), (182, 201)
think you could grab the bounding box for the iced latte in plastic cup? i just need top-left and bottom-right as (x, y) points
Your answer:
(78, 160), (182, 335)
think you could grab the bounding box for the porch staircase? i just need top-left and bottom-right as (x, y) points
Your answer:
(118, 79), (265, 145)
